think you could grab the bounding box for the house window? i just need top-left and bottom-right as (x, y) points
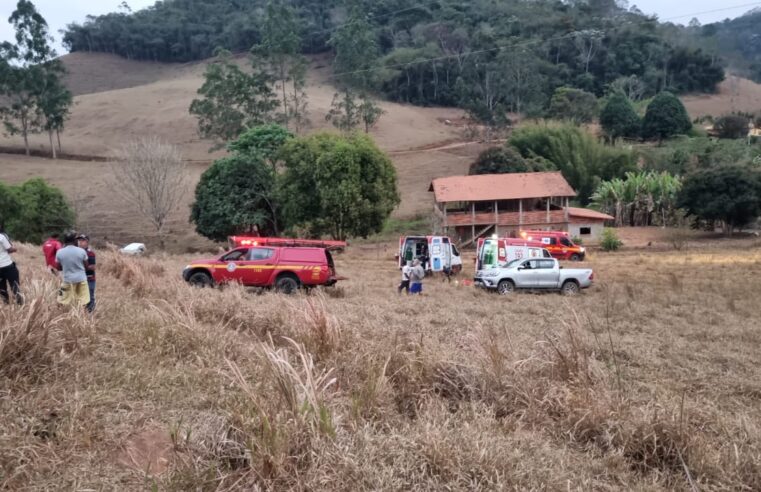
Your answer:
(580, 227), (592, 235)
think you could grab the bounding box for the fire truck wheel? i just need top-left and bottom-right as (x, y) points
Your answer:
(570, 254), (581, 261)
(497, 279), (515, 295)
(275, 275), (300, 294)
(188, 271), (213, 287)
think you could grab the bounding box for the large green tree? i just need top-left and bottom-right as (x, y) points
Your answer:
(599, 92), (641, 141)
(228, 123), (294, 173)
(678, 164), (761, 236)
(279, 133), (399, 240)
(641, 92), (692, 141)
(253, 0), (309, 132)
(191, 153), (279, 241)
(189, 50), (279, 148)
(329, 5), (378, 89)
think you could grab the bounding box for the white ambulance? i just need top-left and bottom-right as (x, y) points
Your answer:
(476, 237), (551, 272)
(398, 235), (463, 273)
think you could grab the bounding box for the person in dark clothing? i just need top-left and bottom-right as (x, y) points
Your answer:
(419, 244), (429, 272)
(0, 225), (23, 305)
(77, 234), (96, 313)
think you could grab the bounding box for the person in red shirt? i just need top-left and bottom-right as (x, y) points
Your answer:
(42, 233), (62, 275)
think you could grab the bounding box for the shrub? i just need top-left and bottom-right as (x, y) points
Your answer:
(469, 146), (550, 175)
(2, 178), (75, 243)
(547, 87), (598, 124)
(714, 115), (750, 139)
(600, 228), (623, 251)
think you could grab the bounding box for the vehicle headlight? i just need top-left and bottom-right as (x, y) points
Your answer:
(183, 265), (191, 271)
(580, 247), (586, 253)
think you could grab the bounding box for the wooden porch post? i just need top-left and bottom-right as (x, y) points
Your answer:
(494, 200), (499, 237)
(546, 197), (551, 224)
(564, 197), (569, 224)
(443, 202), (448, 233)
(471, 202), (476, 242)
(519, 199), (523, 228)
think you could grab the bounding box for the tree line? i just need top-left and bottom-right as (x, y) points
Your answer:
(63, 0), (726, 121)
(0, 0), (72, 158)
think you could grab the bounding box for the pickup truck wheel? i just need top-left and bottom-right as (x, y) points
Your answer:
(561, 280), (580, 296)
(189, 271), (213, 288)
(570, 254), (582, 262)
(497, 279), (515, 295)
(275, 275), (300, 294)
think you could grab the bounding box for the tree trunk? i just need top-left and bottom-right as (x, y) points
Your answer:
(49, 130), (57, 159)
(56, 129), (62, 154)
(21, 114), (30, 156)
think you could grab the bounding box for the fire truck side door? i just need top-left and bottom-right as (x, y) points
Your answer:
(219, 248), (250, 284)
(241, 247), (277, 286)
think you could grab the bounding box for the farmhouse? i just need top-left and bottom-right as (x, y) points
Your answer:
(429, 172), (613, 245)
(566, 207), (615, 242)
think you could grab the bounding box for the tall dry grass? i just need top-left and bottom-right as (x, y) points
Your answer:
(1, 241), (761, 490)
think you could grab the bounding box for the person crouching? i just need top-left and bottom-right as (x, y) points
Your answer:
(55, 232), (90, 309)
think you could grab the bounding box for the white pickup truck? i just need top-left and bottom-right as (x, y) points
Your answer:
(474, 257), (594, 295)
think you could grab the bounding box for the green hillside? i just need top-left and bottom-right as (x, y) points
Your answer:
(62, 0), (725, 114)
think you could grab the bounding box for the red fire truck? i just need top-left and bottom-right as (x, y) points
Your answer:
(520, 230), (586, 261)
(182, 237), (346, 293)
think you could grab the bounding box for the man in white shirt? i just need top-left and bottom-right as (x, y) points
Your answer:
(0, 225), (23, 305)
(398, 260), (412, 294)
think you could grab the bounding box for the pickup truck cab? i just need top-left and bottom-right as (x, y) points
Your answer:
(182, 245), (340, 293)
(474, 257), (594, 295)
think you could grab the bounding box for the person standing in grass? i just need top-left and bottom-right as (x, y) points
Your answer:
(42, 233), (62, 276)
(77, 234), (96, 313)
(398, 260), (412, 294)
(0, 224), (23, 305)
(55, 232), (90, 309)
(408, 259), (425, 295)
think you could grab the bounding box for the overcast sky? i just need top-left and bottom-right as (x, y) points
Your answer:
(0, 0), (758, 54)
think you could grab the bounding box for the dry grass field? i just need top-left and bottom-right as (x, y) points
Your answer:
(2, 238), (760, 490)
(682, 75), (761, 120)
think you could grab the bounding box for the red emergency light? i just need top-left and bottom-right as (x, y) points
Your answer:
(228, 236), (347, 251)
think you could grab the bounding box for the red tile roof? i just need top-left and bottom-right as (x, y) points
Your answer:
(429, 172), (576, 203)
(566, 207), (614, 221)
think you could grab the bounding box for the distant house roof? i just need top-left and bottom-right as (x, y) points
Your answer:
(429, 172), (576, 203)
(566, 207), (614, 221)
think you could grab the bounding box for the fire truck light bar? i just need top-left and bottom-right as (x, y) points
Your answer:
(229, 236), (347, 250)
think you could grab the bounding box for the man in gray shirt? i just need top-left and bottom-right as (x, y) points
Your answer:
(55, 232), (90, 307)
